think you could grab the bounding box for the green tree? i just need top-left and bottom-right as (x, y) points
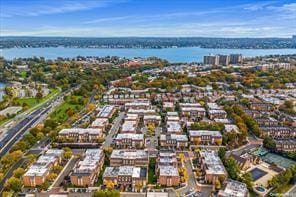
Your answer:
(13, 168), (25, 178)
(4, 177), (23, 192)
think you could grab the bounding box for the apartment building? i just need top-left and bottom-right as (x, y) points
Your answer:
(229, 54), (243, 64)
(160, 134), (188, 149)
(70, 149), (104, 187)
(144, 115), (161, 126)
(249, 102), (274, 112)
(115, 133), (144, 148)
(166, 121), (182, 134)
(157, 151), (179, 168)
(125, 101), (151, 110)
(208, 109), (227, 120)
(199, 151), (227, 183)
(189, 130), (223, 145)
(158, 166), (180, 186)
(121, 121), (138, 133)
(89, 118), (109, 132)
(180, 103), (206, 121)
(218, 179), (248, 197)
(128, 109), (156, 118)
(110, 149), (149, 167)
(256, 117), (279, 127)
(224, 124), (240, 133)
(58, 128), (104, 143)
(275, 139), (296, 152)
(23, 149), (64, 187)
(97, 105), (117, 119)
(103, 166), (147, 188)
(261, 126), (295, 138)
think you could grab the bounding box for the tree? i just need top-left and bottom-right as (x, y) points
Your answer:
(242, 172), (253, 190)
(63, 148), (73, 159)
(105, 179), (115, 190)
(103, 147), (113, 156)
(4, 177), (23, 192)
(263, 136), (276, 151)
(147, 123), (156, 136)
(13, 168), (25, 178)
(214, 178), (221, 190)
(225, 157), (240, 180)
(1, 150), (23, 170)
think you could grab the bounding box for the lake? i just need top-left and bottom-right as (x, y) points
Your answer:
(0, 82), (6, 102)
(1, 47), (296, 63)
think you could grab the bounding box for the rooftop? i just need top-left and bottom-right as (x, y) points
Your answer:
(111, 149), (148, 159)
(59, 128), (102, 135)
(116, 133), (144, 140)
(189, 130), (222, 137)
(218, 179), (248, 197)
(159, 166), (179, 176)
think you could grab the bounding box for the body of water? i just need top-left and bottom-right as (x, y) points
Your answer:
(0, 82), (6, 102)
(1, 47), (296, 63)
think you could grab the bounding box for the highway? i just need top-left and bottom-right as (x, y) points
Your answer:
(0, 87), (79, 158)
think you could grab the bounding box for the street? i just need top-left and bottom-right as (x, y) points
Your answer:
(102, 112), (125, 148)
(178, 160), (197, 196)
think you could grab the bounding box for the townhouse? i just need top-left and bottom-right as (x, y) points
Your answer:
(224, 124), (240, 133)
(189, 130), (223, 145)
(249, 102), (274, 112)
(159, 134), (188, 149)
(261, 126), (295, 138)
(144, 115), (161, 126)
(110, 149), (149, 167)
(208, 109), (227, 120)
(97, 105), (117, 119)
(103, 166), (147, 188)
(71, 149), (105, 187)
(121, 121), (138, 133)
(198, 151), (227, 183)
(89, 118), (109, 132)
(23, 149), (64, 187)
(157, 151), (180, 186)
(115, 133), (144, 148)
(255, 117), (279, 127)
(275, 139), (296, 152)
(180, 103), (206, 121)
(125, 101), (151, 110)
(166, 121), (182, 134)
(218, 179), (248, 197)
(58, 128), (104, 143)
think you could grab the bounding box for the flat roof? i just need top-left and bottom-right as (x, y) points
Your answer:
(200, 151), (226, 174)
(103, 166), (147, 178)
(159, 166), (179, 176)
(111, 149), (148, 159)
(189, 130), (222, 137)
(90, 118), (108, 127)
(121, 121), (137, 132)
(160, 134), (188, 142)
(167, 121), (182, 133)
(97, 105), (115, 118)
(218, 179), (248, 197)
(116, 133), (144, 140)
(59, 128), (102, 135)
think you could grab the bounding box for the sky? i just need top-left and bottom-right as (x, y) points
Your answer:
(1, 0), (296, 37)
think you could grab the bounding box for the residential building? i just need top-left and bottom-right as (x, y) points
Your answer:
(89, 118), (109, 132)
(230, 153), (261, 171)
(208, 109), (227, 120)
(167, 121), (182, 134)
(125, 101), (151, 110)
(249, 102), (274, 112)
(218, 55), (230, 66)
(256, 117), (279, 127)
(229, 54), (243, 64)
(275, 139), (296, 152)
(218, 179), (248, 197)
(103, 166), (147, 188)
(157, 151), (179, 168)
(189, 130), (223, 145)
(261, 126), (295, 138)
(160, 134), (188, 149)
(224, 124), (240, 133)
(97, 105), (116, 119)
(110, 149), (149, 167)
(70, 149), (104, 187)
(204, 55), (219, 66)
(144, 115), (161, 126)
(199, 151), (227, 183)
(115, 133), (144, 148)
(58, 128), (104, 143)
(121, 121), (138, 133)
(23, 149), (64, 187)
(180, 103), (206, 121)
(158, 166), (180, 186)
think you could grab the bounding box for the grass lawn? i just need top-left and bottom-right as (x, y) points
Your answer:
(49, 96), (84, 122)
(14, 88), (60, 110)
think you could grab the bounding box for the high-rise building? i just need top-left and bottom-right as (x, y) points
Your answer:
(292, 35), (296, 39)
(229, 54), (243, 64)
(204, 54), (219, 66)
(218, 55), (230, 66)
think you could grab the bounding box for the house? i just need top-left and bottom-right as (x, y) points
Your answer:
(125, 101), (151, 110)
(97, 105), (117, 119)
(249, 102), (274, 112)
(163, 102), (175, 110)
(224, 124), (240, 133)
(89, 118), (109, 132)
(198, 151), (227, 183)
(23, 149), (64, 187)
(121, 121), (138, 133)
(189, 130), (223, 145)
(110, 149), (149, 167)
(103, 166), (147, 188)
(230, 153), (260, 171)
(128, 109), (156, 118)
(218, 179), (248, 197)
(208, 109), (227, 120)
(115, 133), (144, 148)
(167, 121), (182, 134)
(144, 115), (161, 126)
(180, 103), (206, 121)
(157, 151), (179, 168)
(244, 109), (262, 118)
(58, 128), (104, 143)
(160, 134), (188, 149)
(275, 139), (296, 152)
(158, 166), (180, 186)
(256, 117), (279, 127)
(261, 126), (295, 138)
(70, 149), (104, 187)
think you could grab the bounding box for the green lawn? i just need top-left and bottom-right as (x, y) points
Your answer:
(14, 88), (60, 110)
(49, 96), (84, 122)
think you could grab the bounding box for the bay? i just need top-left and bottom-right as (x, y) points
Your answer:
(1, 47), (296, 63)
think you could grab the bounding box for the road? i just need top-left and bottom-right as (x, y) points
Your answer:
(102, 112), (125, 148)
(0, 87), (78, 158)
(51, 156), (79, 188)
(178, 160), (197, 196)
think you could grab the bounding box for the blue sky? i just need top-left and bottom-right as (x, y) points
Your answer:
(1, 0), (296, 37)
